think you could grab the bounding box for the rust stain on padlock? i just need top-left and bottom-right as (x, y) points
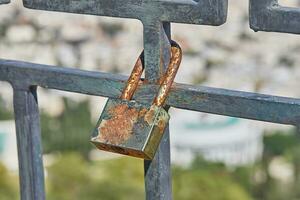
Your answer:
(144, 106), (168, 134)
(144, 108), (155, 124)
(153, 44), (182, 107)
(157, 119), (167, 134)
(97, 104), (139, 145)
(121, 53), (144, 100)
(139, 108), (148, 117)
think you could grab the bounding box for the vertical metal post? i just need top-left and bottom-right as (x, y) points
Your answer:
(13, 86), (45, 200)
(144, 21), (172, 200)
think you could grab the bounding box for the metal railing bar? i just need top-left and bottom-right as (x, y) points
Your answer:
(143, 22), (172, 200)
(250, 0), (300, 34)
(1, 59), (300, 125)
(0, 0), (9, 4)
(144, 125), (172, 200)
(22, 0), (227, 26)
(13, 87), (45, 200)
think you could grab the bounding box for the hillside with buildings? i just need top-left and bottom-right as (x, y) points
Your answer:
(0, 1), (300, 199)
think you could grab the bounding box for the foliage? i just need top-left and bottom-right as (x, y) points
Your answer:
(40, 98), (94, 158)
(253, 129), (300, 200)
(173, 156), (252, 200)
(0, 97), (13, 120)
(46, 153), (144, 200)
(232, 166), (254, 194)
(263, 129), (299, 156)
(0, 163), (18, 200)
(46, 153), (252, 200)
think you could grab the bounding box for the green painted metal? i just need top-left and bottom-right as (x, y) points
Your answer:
(250, 0), (300, 34)
(1, 0), (300, 200)
(22, 0), (228, 26)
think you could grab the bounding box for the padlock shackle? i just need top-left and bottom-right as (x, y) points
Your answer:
(121, 41), (182, 104)
(121, 52), (144, 100)
(153, 41), (182, 107)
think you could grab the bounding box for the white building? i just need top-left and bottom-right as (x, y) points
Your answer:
(170, 110), (263, 166)
(0, 120), (18, 171)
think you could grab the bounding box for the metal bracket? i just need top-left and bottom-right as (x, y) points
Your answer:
(22, 0), (228, 26)
(250, 0), (300, 34)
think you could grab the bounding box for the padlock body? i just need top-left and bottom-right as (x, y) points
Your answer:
(91, 99), (169, 160)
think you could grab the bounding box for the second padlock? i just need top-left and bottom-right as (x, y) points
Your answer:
(91, 41), (182, 160)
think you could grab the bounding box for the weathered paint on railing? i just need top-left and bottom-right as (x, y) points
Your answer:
(22, 0), (228, 26)
(0, 0), (9, 4)
(13, 87), (45, 200)
(2, 59), (300, 125)
(250, 0), (300, 34)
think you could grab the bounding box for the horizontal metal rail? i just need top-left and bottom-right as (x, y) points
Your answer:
(250, 0), (300, 34)
(0, 0), (9, 4)
(1, 59), (300, 125)
(22, 0), (227, 26)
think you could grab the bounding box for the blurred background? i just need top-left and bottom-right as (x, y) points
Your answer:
(1, 0), (300, 199)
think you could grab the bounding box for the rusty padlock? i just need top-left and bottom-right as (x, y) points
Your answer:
(91, 41), (182, 159)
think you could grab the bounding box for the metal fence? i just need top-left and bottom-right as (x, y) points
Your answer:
(0, 0), (299, 199)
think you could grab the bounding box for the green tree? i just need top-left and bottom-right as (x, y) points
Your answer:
(173, 168), (252, 200)
(46, 153), (253, 200)
(0, 97), (13, 120)
(264, 130), (299, 156)
(46, 153), (144, 200)
(0, 163), (18, 200)
(173, 156), (252, 200)
(41, 98), (94, 158)
(253, 130), (300, 200)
